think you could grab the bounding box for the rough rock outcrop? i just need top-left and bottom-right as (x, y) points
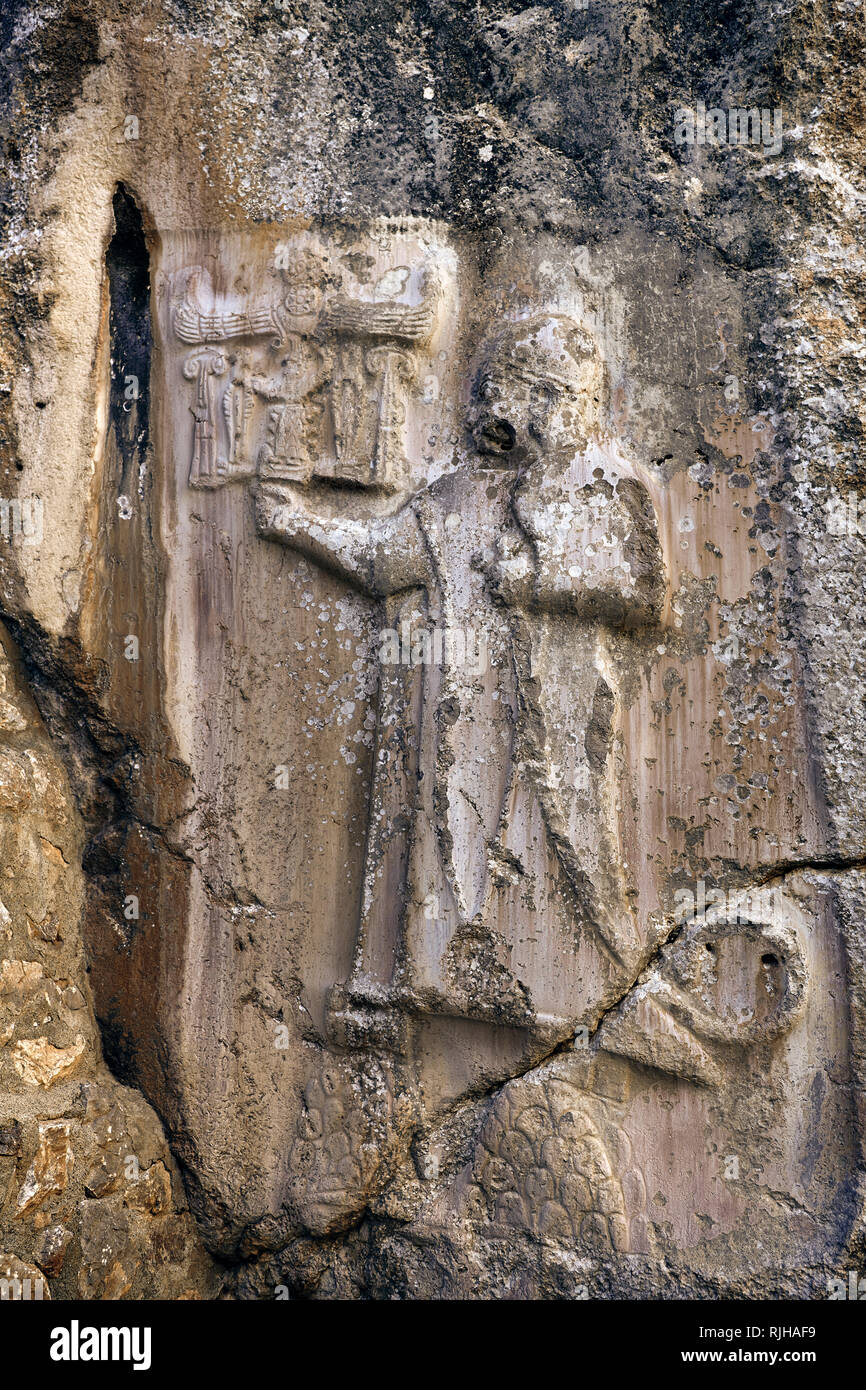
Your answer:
(0, 628), (219, 1298)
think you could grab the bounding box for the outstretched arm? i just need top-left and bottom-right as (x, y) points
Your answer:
(254, 482), (430, 599)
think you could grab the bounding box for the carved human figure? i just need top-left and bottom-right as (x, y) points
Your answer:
(250, 335), (324, 483)
(254, 315), (666, 1040)
(184, 349), (227, 488)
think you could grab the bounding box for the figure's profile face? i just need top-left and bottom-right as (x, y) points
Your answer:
(468, 319), (604, 463)
(470, 365), (532, 459)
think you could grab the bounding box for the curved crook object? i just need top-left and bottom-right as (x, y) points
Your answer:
(663, 916), (808, 1048)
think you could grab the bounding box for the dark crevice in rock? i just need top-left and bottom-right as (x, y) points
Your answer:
(0, 612), (145, 1051)
(0, 611), (133, 834)
(0, 188), (161, 1086)
(106, 183), (152, 496)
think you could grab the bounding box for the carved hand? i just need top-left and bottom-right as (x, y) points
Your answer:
(485, 529), (537, 608)
(254, 480), (303, 540)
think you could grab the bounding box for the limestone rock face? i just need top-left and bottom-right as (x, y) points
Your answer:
(0, 629), (219, 1298)
(0, 0), (865, 1300)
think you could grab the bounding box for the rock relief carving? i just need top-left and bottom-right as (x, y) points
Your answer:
(286, 1054), (404, 1236)
(172, 253), (440, 494)
(162, 243), (826, 1265)
(452, 895), (810, 1256)
(254, 312), (667, 1044)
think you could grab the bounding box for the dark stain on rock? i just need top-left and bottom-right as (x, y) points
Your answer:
(585, 676), (613, 772)
(106, 184), (151, 499)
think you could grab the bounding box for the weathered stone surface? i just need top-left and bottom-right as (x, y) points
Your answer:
(12, 1037), (87, 1088)
(0, 0), (864, 1302)
(0, 1252), (50, 1300)
(0, 624), (220, 1296)
(34, 1223), (73, 1277)
(16, 1120), (74, 1217)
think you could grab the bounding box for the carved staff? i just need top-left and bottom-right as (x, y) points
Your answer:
(223, 372), (255, 470)
(183, 350), (227, 488)
(331, 367), (364, 471)
(365, 345), (415, 492)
